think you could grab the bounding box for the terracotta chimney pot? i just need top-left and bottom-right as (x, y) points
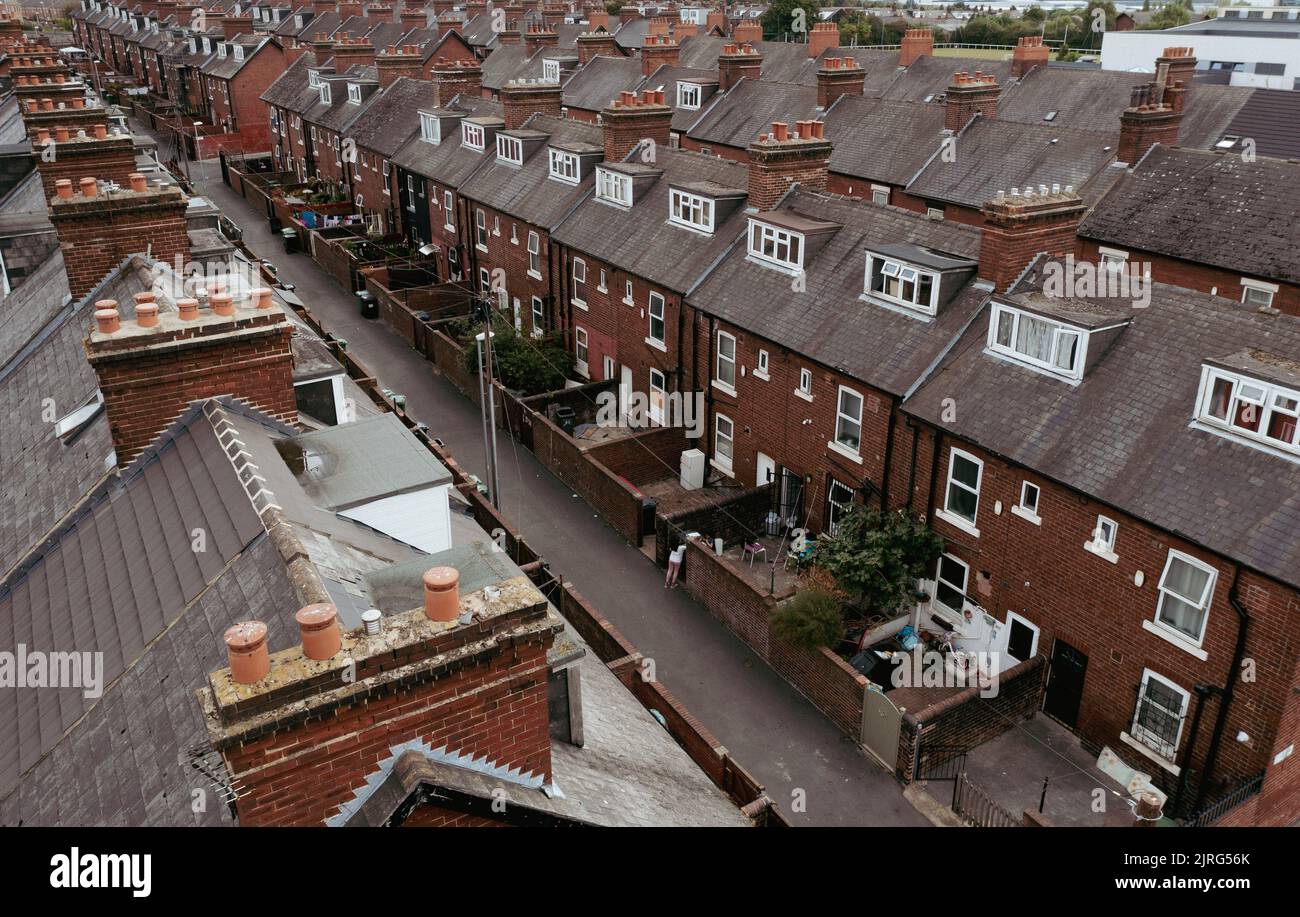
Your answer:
(94, 304), (121, 334)
(223, 621), (271, 685)
(36, 128), (50, 143)
(55, 178), (73, 199)
(176, 297), (199, 320)
(55, 126), (70, 142)
(135, 302), (159, 328)
(295, 603), (342, 660)
(129, 172), (147, 192)
(251, 287), (274, 309)
(79, 177), (97, 197)
(93, 123), (107, 139)
(211, 292), (235, 316)
(423, 566), (461, 622)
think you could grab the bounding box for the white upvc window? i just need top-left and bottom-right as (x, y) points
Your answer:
(443, 190), (454, 230)
(1129, 670), (1190, 763)
(865, 252), (938, 316)
(797, 367), (813, 399)
(1085, 514), (1119, 563)
(233, 45), (244, 62)
(548, 148), (579, 183)
(714, 413), (734, 472)
(623, 280), (634, 305)
(420, 112), (440, 144)
(941, 448), (982, 533)
(834, 386), (863, 454)
(531, 296), (545, 337)
(1098, 246), (1129, 274)
(574, 326), (589, 376)
(934, 553), (969, 613)
(648, 292), (666, 347)
(1241, 278), (1278, 309)
(1154, 550), (1216, 648)
(747, 219), (803, 273)
(1013, 480), (1041, 524)
(543, 58), (561, 82)
(715, 330), (736, 389)
(870, 184), (889, 205)
(461, 121), (484, 150)
(668, 188), (714, 233)
(319, 82), (331, 104)
(406, 174), (416, 211)
(527, 231), (541, 277)
(347, 82), (362, 103)
(572, 257), (587, 305)
(755, 349), (769, 379)
(475, 209), (488, 250)
(1198, 366), (1300, 456)
(649, 368), (667, 424)
(496, 133), (523, 164)
(677, 81), (701, 110)
(596, 167), (632, 206)
(988, 302), (1086, 381)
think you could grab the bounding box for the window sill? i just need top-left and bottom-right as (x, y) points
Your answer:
(475, 244), (488, 254)
(1083, 540), (1119, 564)
(572, 300), (588, 311)
(709, 458), (734, 479)
(712, 379), (736, 397)
(1010, 505), (1041, 526)
(794, 388), (813, 403)
(934, 508), (980, 539)
(527, 270), (542, 281)
(1142, 619), (1208, 661)
(827, 440), (863, 464)
(1120, 732), (1181, 776)
(623, 298), (635, 307)
(753, 370), (769, 382)
(645, 337), (667, 353)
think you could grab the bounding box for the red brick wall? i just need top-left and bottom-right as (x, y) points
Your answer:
(33, 135), (136, 202)
(354, 143), (397, 231)
(403, 805), (510, 826)
(678, 134), (749, 163)
(464, 200), (553, 337)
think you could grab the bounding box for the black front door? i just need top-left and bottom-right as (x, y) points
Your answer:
(1043, 640), (1088, 729)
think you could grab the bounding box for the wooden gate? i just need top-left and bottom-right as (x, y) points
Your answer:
(862, 685), (902, 769)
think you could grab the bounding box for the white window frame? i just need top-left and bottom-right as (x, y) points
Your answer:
(319, 82), (331, 104)
(596, 167), (632, 207)
(475, 208), (488, 251)
(870, 184), (889, 205)
(461, 121), (485, 151)
(1002, 611), (1040, 664)
(647, 292), (666, 349)
(649, 368), (667, 425)
(420, 112), (440, 144)
(543, 58), (561, 82)
(1241, 277), (1278, 309)
(677, 81), (701, 110)
(1148, 550), (1216, 654)
(938, 448), (982, 536)
(1197, 365), (1300, 456)
(755, 349), (769, 380)
(1011, 480), (1040, 525)
(934, 553), (969, 614)
(864, 252), (939, 316)
(988, 302), (1086, 381)
(623, 280), (634, 306)
(548, 148), (579, 184)
(747, 219), (803, 273)
(714, 330), (736, 392)
(574, 326), (589, 377)
(347, 82), (362, 104)
(1085, 514), (1119, 564)
(832, 385), (863, 459)
(1125, 669), (1190, 768)
(668, 188), (714, 233)
(796, 367), (813, 401)
(496, 133), (523, 165)
(713, 413), (734, 474)
(443, 190), (454, 231)
(572, 257), (587, 306)
(527, 231), (541, 278)
(531, 296), (545, 337)
(826, 477), (856, 536)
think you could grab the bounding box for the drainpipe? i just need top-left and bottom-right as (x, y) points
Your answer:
(904, 415), (921, 514)
(879, 395), (898, 511)
(1192, 564), (1250, 813)
(705, 314), (716, 464)
(675, 296), (686, 395)
(1173, 683), (1218, 816)
(924, 427), (944, 522)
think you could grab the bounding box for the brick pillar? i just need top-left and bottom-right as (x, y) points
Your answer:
(332, 37), (376, 70)
(718, 42), (762, 92)
(978, 187), (1087, 292)
(747, 120), (831, 211)
(809, 21), (839, 58)
(601, 88), (672, 162)
(817, 55), (864, 108)
(34, 127), (136, 202)
(497, 27), (521, 45)
(199, 577), (561, 827)
(50, 179), (191, 302)
(376, 44), (423, 90)
(1011, 35), (1049, 79)
(945, 70), (999, 132)
(524, 26), (559, 57)
(501, 79), (562, 130)
(576, 30), (619, 64)
(431, 58), (483, 106)
(641, 34), (679, 77)
(337, 0), (364, 19)
(733, 20), (761, 45)
(86, 300), (297, 463)
(221, 15), (252, 39)
(899, 28), (933, 67)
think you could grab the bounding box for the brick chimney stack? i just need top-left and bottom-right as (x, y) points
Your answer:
(312, 32), (335, 67)
(817, 55), (863, 108)
(431, 58), (483, 106)
(706, 9), (725, 35)
(576, 29), (619, 64)
(337, 0), (365, 19)
(732, 20), (761, 46)
(197, 576), (562, 826)
(1011, 35), (1049, 79)
(523, 25), (559, 57)
(747, 120), (831, 211)
(899, 28), (933, 67)
(332, 37), (376, 70)
(50, 174), (190, 301)
(641, 33), (679, 77)
(601, 88), (672, 162)
(399, 7), (427, 28)
(1116, 49), (1194, 164)
(718, 42), (762, 92)
(376, 44), (423, 89)
(587, 8), (610, 32)
(1157, 45), (1196, 114)
(808, 21), (839, 58)
(34, 125), (136, 202)
(978, 185), (1087, 292)
(501, 78), (562, 129)
(85, 285), (297, 463)
(944, 70), (999, 132)
(433, 0), (457, 16)
(221, 15), (252, 39)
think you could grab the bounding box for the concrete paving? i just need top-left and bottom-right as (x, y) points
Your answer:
(174, 146), (930, 827)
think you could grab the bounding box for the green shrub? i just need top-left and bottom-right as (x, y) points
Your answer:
(772, 588), (844, 650)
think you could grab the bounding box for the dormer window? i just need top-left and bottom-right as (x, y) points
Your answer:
(319, 82), (331, 104)
(202, 37), (212, 54)
(596, 167), (632, 207)
(1198, 365), (1300, 455)
(295, 14), (304, 27)
(233, 45), (244, 62)
(496, 134), (523, 165)
(865, 252), (937, 315)
(747, 219), (803, 273)
(548, 148), (579, 183)
(308, 70), (321, 88)
(347, 83), (362, 103)
(677, 82), (701, 110)
(189, 37), (196, 53)
(217, 43), (227, 59)
(669, 188), (713, 233)
(462, 121), (484, 151)
(988, 303), (1084, 381)
(543, 59), (561, 82)
(420, 112), (440, 144)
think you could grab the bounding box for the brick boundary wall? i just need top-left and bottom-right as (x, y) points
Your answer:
(896, 656), (1047, 783)
(656, 485), (772, 567)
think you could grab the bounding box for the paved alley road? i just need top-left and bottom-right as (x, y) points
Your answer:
(177, 147), (928, 827)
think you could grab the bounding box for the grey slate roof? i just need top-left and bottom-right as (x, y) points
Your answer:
(552, 146), (750, 293)
(677, 34), (819, 84)
(906, 116), (1118, 210)
(825, 95), (947, 186)
(348, 76), (439, 157)
(561, 54), (643, 113)
(391, 95), (501, 186)
(459, 114), (601, 228)
(1078, 146), (1300, 286)
(1219, 88), (1300, 160)
(905, 267), (1300, 591)
(261, 50), (315, 107)
(688, 189), (984, 395)
(879, 54), (1013, 103)
(200, 35), (270, 80)
(686, 78), (820, 150)
(639, 64), (719, 131)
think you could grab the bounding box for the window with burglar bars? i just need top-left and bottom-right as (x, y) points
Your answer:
(1130, 670), (1189, 762)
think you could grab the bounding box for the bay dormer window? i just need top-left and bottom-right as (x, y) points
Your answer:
(496, 134), (523, 165)
(543, 58), (561, 82)
(677, 81), (701, 110)
(596, 167), (632, 207)
(462, 121), (485, 151)
(988, 302), (1085, 381)
(864, 252), (937, 316)
(747, 219), (803, 274)
(548, 148), (579, 183)
(188, 37), (197, 53)
(420, 112), (440, 144)
(668, 188), (713, 233)
(1198, 364), (1300, 456)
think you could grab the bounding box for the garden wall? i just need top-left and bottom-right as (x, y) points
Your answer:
(655, 485), (773, 567)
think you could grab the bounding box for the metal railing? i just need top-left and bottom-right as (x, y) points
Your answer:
(1185, 772), (1266, 827)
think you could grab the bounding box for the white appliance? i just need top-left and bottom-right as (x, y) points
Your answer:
(680, 449), (705, 490)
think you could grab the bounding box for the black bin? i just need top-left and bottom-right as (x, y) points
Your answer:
(357, 290), (378, 320)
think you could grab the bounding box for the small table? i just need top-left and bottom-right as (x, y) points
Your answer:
(743, 542), (767, 566)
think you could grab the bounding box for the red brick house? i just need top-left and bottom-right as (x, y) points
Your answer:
(199, 33), (286, 154)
